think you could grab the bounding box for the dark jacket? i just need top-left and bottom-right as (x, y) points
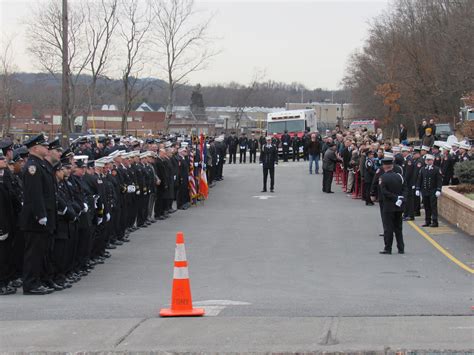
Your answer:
(416, 165), (443, 197)
(20, 155), (57, 233)
(323, 149), (338, 172)
(399, 127), (408, 141)
(308, 140), (321, 156)
(259, 144), (278, 168)
(380, 170), (405, 212)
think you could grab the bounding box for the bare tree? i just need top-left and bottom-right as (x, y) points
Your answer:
(118, 0), (153, 135)
(81, 0), (119, 133)
(151, 0), (217, 133)
(27, 0), (90, 134)
(0, 37), (17, 136)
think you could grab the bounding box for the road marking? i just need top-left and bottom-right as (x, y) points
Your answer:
(192, 300), (251, 317)
(408, 221), (474, 274)
(252, 195), (275, 200)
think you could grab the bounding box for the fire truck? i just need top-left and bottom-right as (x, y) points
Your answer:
(266, 109), (316, 156)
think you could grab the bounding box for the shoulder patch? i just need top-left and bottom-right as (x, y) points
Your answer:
(28, 165), (37, 175)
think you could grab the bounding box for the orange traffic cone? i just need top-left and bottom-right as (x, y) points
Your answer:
(159, 232), (205, 317)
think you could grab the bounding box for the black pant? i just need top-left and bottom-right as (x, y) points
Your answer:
(322, 169), (334, 192)
(414, 193), (421, 215)
(239, 149), (247, 163)
(363, 182), (372, 204)
(229, 150), (237, 164)
(249, 150), (257, 163)
(422, 194), (438, 224)
(292, 148), (300, 161)
(217, 161), (224, 179)
(382, 211), (404, 252)
(404, 188), (415, 218)
(23, 232), (49, 291)
(0, 233), (14, 287)
(282, 146), (289, 162)
(262, 166), (275, 191)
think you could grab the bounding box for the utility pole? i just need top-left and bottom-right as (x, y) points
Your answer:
(61, 0), (70, 145)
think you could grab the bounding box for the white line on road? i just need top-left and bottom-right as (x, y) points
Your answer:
(193, 300), (251, 316)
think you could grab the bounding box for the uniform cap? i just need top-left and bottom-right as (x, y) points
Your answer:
(24, 134), (49, 148)
(392, 146), (401, 152)
(425, 154), (435, 160)
(48, 138), (63, 151)
(265, 136), (272, 141)
(413, 146), (421, 152)
(0, 139), (13, 152)
(460, 142), (471, 150)
(76, 137), (88, 145)
(421, 145), (430, 151)
(401, 146), (410, 152)
(11, 149), (23, 163)
(383, 152), (394, 159)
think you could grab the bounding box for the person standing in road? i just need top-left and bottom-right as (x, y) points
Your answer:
(259, 136), (278, 193)
(322, 143), (338, 193)
(308, 133), (321, 174)
(379, 156), (405, 255)
(226, 132), (238, 164)
(248, 134), (259, 163)
(20, 134), (57, 295)
(238, 133), (248, 164)
(280, 130), (291, 162)
(416, 154), (443, 228)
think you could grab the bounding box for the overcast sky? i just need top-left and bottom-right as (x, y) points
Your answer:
(0, 0), (389, 90)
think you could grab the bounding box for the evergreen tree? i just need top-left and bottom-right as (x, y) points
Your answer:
(190, 84), (206, 120)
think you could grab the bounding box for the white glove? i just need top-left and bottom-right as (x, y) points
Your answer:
(38, 217), (48, 226)
(412, 185), (415, 190)
(83, 203), (89, 213)
(0, 233), (9, 241)
(97, 217), (103, 225)
(194, 163), (199, 167)
(415, 190), (420, 197)
(136, 190), (141, 195)
(58, 207), (67, 216)
(106, 213), (111, 222)
(435, 191), (441, 198)
(395, 198), (403, 207)
(131, 185), (136, 193)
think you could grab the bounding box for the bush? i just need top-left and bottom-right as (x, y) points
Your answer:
(454, 160), (474, 185)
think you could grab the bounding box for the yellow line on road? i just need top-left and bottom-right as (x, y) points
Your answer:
(408, 221), (474, 274)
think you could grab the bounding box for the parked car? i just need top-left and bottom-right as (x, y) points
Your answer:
(435, 123), (454, 141)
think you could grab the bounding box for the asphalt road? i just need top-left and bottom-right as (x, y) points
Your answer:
(1, 160), (473, 352)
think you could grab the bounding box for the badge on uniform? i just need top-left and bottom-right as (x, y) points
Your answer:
(28, 165), (37, 175)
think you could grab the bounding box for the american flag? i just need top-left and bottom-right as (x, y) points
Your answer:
(188, 150), (197, 199)
(199, 134), (209, 199)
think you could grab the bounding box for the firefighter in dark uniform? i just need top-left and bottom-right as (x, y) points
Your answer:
(416, 154), (443, 227)
(281, 130), (291, 162)
(227, 132), (238, 164)
(432, 144), (442, 167)
(379, 156), (405, 254)
(259, 136), (278, 192)
(0, 150), (16, 295)
(292, 135), (301, 162)
(215, 136), (226, 180)
(412, 147), (424, 216)
(248, 134), (259, 163)
(177, 147), (190, 209)
(20, 134), (57, 295)
(401, 146), (415, 221)
(238, 133), (248, 164)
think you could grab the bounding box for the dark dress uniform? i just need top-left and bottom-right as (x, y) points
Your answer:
(363, 157), (376, 205)
(154, 157), (168, 219)
(238, 135), (248, 164)
(259, 143), (278, 192)
(226, 135), (238, 164)
(177, 155), (190, 209)
(20, 152), (57, 294)
(280, 133), (291, 162)
(292, 136), (301, 161)
(379, 170), (405, 254)
(402, 155), (415, 220)
(248, 138), (259, 163)
(417, 164), (443, 227)
(412, 157), (424, 216)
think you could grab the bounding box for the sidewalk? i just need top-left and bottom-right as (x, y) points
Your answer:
(1, 316), (473, 353)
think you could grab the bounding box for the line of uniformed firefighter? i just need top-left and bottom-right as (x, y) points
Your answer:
(0, 134), (219, 296)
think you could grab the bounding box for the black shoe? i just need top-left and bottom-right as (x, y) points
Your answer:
(122, 237), (130, 243)
(168, 209), (177, 214)
(113, 240), (124, 246)
(366, 202), (374, 206)
(379, 250), (392, 255)
(398, 250), (405, 254)
(328, 191), (334, 193)
(106, 243), (117, 250)
(421, 223), (431, 227)
(403, 217), (415, 221)
(429, 223), (439, 227)
(379, 233), (384, 237)
(45, 281), (64, 291)
(103, 251), (111, 258)
(23, 286), (53, 295)
(10, 278), (22, 288)
(94, 258), (105, 265)
(0, 286), (16, 295)
(270, 189), (274, 193)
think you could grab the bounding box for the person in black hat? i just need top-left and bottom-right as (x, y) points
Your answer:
(20, 134), (57, 295)
(379, 156), (405, 254)
(260, 136), (278, 192)
(226, 132), (238, 164)
(280, 129), (291, 162)
(248, 133), (259, 164)
(0, 150), (17, 295)
(238, 132), (248, 164)
(416, 154), (442, 227)
(0, 139), (14, 162)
